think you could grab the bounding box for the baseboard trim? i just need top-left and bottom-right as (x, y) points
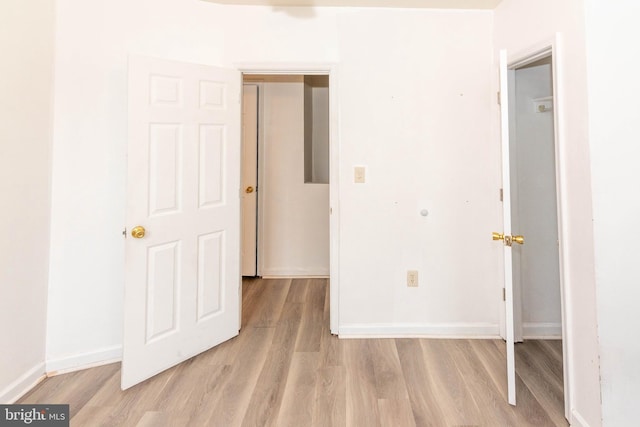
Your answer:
(259, 269), (330, 278)
(46, 345), (122, 376)
(522, 322), (562, 339)
(338, 323), (500, 338)
(0, 362), (46, 403)
(570, 409), (592, 427)
(260, 275), (330, 279)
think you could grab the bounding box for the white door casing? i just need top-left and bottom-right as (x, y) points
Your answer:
(498, 49), (517, 406)
(241, 84), (259, 276)
(123, 56), (241, 389)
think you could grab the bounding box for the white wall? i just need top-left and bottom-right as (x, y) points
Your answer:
(585, 1), (640, 426)
(0, 0), (55, 402)
(259, 79), (330, 276)
(494, 1), (602, 425)
(511, 64), (562, 337)
(336, 10), (499, 332)
(47, 0), (499, 369)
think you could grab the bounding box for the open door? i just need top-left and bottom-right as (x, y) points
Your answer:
(123, 56), (241, 389)
(241, 84), (258, 276)
(494, 49), (521, 406)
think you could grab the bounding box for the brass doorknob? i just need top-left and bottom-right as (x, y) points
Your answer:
(245, 186), (254, 194)
(131, 226), (146, 239)
(492, 232), (524, 246)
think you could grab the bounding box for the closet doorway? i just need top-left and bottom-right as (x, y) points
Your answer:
(506, 50), (567, 422)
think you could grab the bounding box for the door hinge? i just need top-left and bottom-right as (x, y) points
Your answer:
(502, 288), (506, 301)
(497, 91), (501, 105)
(499, 188), (503, 202)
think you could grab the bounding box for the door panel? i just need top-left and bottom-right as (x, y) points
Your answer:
(123, 56), (241, 389)
(498, 49), (517, 406)
(197, 231), (224, 320)
(145, 241), (180, 343)
(199, 125), (226, 207)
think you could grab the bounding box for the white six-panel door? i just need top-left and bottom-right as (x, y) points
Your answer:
(122, 56), (241, 389)
(499, 49), (517, 406)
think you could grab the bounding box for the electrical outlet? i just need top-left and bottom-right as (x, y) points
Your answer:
(407, 270), (418, 287)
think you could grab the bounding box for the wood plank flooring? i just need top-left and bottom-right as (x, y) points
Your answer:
(19, 278), (568, 426)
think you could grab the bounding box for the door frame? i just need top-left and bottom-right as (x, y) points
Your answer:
(501, 34), (571, 419)
(237, 63), (340, 334)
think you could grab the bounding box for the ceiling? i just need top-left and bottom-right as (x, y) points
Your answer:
(202, 0), (503, 9)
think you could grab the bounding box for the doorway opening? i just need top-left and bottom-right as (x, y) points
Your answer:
(240, 63), (340, 334)
(242, 75), (330, 278)
(507, 49), (567, 421)
(241, 74), (330, 279)
(239, 68), (338, 334)
(508, 56), (562, 342)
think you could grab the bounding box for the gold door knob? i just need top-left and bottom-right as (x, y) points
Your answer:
(492, 232), (524, 246)
(492, 232), (505, 241)
(245, 186), (254, 194)
(131, 226), (146, 239)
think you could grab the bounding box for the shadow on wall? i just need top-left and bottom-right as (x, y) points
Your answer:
(270, 1), (317, 19)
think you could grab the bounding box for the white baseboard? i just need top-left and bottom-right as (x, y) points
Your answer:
(0, 362), (46, 404)
(46, 345), (122, 376)
(338, 323), (500, 338)
(522, 322), (562, 339)
(570, 409), (592, 427)
(259, 268), (330, 278)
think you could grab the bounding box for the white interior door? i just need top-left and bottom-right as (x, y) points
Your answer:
(498, 49), (517, 406)
(241, 84), (258, 276)
(123, 56), (241, 389)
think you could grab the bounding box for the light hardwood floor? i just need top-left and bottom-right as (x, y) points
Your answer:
(19, 278), (568, 426)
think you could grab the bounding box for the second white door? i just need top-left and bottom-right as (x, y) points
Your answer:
(123, 56), (242, 389)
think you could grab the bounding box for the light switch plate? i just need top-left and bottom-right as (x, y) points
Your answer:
(354, 166), (366, 183)
(407, 270), (418, 287)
